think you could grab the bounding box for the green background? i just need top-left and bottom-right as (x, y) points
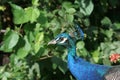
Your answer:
(0, 0), (120, 80)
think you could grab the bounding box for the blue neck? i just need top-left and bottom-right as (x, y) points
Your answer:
(67, 40), (111, 80)
(67, 38), (76, 56)
(68, 46), (76, 56)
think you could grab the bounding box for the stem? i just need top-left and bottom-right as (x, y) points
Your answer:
(0, 30), (6, 33)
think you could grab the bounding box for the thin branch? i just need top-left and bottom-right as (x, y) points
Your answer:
(0, 30), (6, 33)
(39, 55), (53, 61)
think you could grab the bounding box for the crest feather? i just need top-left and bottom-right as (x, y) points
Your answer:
(69, 23), (84, 41)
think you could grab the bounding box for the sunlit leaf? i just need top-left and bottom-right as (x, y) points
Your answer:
(79, 0), (94, 16)
(0, 6), (6, 11)
(76, 41), (85, 49)
(25, 7), (40, 23)
(10, 3), (40, 24)
(10, 3), (29, 24)
(28, 63), (40, 79)
(34, 32), (44, 53)
(66, 8), (76, 14)
(0, 30), (19, 52)
(83, 18), (90, 27)
(62, 2), (72, 9)
(103, 58), (111, 66)
(58, 10), (64, 17)
(2, 76), (7, 80)
(113, 22), (120, 30)
(92, 48), (100, 63)
(66, 14), (74, 22)
(32, 0), (39, 6)
(101, 17), (112, 26)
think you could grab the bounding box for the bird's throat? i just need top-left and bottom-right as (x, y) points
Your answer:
(67, 45), (76, 56)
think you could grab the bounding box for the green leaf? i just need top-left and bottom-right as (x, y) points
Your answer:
(66, 8), (76, 14)
(92, 48), (100, 63)
(10, 3), (29, 24)
(10, 3), (40, 24)
(25, 7), (40, 23)
(113, 22), (120, 30)
(116, 47), (120, 53)
(2, 76), (7, 80)
(66, 14), (74, 22)
(104, 29), (113, 39)
(23, 23), (35, 43)
(83, 18), (90, 27)
(101, 17), (112, 26)
(0, 30), (19, 52)
(34, 32), (44, 53)
(32, 0), (39, 6)
(103, 58), (111, 66)
(79, 0), (94, 16)
(100, 42), (110, 50)
(52, 63), (57, 70)
(0, 6), (6, 11)
(76, 41), (85, 49)
(51, 57), (67, 74)
(3, 72), (11, 78)
(76, 41), (87, 57)
(37, 11), (47, 25)
(62, 2), (72, 10)
(17, 36), (31, 59)
(28, 63), (40, 79)
(58, 10), (64, 17)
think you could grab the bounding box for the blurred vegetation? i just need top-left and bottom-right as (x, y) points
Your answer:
(0, 0), (120, 80)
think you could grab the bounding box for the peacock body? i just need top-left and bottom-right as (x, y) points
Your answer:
(48, 24), (120, 80)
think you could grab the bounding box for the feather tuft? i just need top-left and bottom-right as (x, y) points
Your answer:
(69, 23), (84, 41)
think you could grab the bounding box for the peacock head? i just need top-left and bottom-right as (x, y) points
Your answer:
(48, 24), (84, 47)
(48, 33), (72, 46)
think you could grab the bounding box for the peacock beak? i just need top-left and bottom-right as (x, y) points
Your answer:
(48, 39), (57, 45)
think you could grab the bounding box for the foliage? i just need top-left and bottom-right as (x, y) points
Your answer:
(0, 0), (120, 80)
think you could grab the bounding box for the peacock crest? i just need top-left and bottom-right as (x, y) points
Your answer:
(68, 23), (84, 42)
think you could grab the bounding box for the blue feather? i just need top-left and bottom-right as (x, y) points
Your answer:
(48, 24), (120, 80)
(74, 24), (84, 40)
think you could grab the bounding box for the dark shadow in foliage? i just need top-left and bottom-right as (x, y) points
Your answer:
(85, 26), (100, 51)
(37, 12), (47, 25)
(38, 57), (74, 80)
(13, 36), (26, 52)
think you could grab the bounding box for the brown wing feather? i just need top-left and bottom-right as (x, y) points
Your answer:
(104, 65), (120, 80)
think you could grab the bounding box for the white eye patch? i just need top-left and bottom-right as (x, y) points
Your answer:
(59, 38), (68, 44)
(56, 37), (60, 41)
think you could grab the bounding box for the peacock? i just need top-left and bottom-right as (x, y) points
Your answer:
(48, 24), (120, 80)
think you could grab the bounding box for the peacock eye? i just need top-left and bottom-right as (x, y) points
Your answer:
(59, 37), (68, 44)
(59, 37), (64, 41)
(56, 37), (63, 41)
(56, 37), (68, 43)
